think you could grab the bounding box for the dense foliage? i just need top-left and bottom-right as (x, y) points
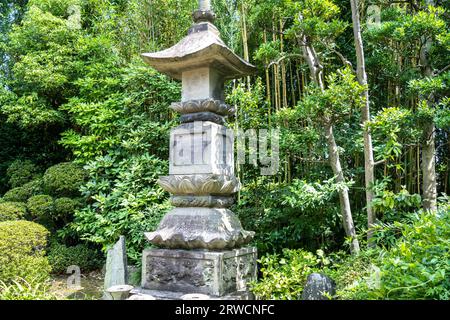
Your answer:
(0, 220), (51, 283)
(0, 0), (448, 300)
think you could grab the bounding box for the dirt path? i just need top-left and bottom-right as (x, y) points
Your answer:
(49, 271), (104, 300)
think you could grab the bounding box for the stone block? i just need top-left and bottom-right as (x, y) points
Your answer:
(169, 121), (234, 176)
(142, 247), (257, 297)
(182, 67), (224, 101)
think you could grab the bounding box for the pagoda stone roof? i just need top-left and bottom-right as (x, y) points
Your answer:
(141, 22), (256, 80)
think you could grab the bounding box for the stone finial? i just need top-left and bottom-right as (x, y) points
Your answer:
(193, 0), (216, 23)
(199, 0), (211, 11)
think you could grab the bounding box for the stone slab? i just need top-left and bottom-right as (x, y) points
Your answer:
(104, 236), (128, 300)
(142, 247), (257, 297)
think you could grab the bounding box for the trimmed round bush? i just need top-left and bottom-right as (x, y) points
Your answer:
(0, 221), (51, 283)
(54, 197), (81, 219)
(2, 187), (30, 202)
(6, 160), (41, 188)
(0, 202), (27, 222)
(42, 162), (86, 197)
(27, 195), (54, 219)
(47, 241), (104, 274)
(2, 179), (43, 202)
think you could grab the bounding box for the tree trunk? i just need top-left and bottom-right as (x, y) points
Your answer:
(350, 0), (376, 245)
(324, 121), (360, 254)
(300, 33), (360, 254)
(241, 2), (251, 89)
(421, 121), (437, 210)
(419, 0), (437, 211)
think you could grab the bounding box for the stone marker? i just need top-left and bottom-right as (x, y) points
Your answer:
(302, 273), (336, 300)
(138, 0), (257, 299)
(104, 236), (128, 300)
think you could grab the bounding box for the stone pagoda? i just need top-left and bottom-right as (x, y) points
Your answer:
(139, 0), (257, 299)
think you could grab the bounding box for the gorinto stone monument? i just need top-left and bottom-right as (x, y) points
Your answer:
(138, 0), (257, 299)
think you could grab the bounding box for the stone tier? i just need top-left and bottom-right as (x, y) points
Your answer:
(170, 99), (234, 116)
(158, 174), (240, 196)
(145, 208), (254, 250)
(141, 248), (257, 297)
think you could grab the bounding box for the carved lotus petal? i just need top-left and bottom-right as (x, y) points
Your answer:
(184, 100), (199, 111)
(179, 178), (196, 193)
(201, 99), (215, 111)
(170, 102), (183, 113)
(201, 178), (221, 193)
(220, 180), (235, 193)
(158, 177), (176, 194)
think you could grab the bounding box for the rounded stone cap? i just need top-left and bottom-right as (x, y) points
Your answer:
(127, 294), (157, 300)
(181, 293), (211, 300)
(106, 284), (134, 293)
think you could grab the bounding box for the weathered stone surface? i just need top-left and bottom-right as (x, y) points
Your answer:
(170, 99), (233, 116)
(158, 174), (239, 196)
(182, 67), (224, 101)
(141, 248), (257, 297)
(145, 208), (254, 250)
(302, 273), (336, 300)
(170, 195), (235, 208)
(169, 122), (234, 176)
(104, 236), (128, 300)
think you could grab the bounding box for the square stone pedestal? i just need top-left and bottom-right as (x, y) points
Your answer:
(141, 247), (257, 298)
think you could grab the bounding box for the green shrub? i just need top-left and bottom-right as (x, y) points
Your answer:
(54, 197), (81, 220)
(0, 202), (27, 222)
(27, 195), (54, 219)
(47, 241), (104, 274)
(251, 249), (328, 300)
(3, 186), (30, 202)
(0, 221), (51, 283)
(2, 179), (43, 202)
(6, 160), (41, 188)
(42, 162), (86, 197)
(333, 204), (450, 300)
(0, 278), (56, 300)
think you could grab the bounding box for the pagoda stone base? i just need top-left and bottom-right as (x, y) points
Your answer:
(141, 247), (257, 297)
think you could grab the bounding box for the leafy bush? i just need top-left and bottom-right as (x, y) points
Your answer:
(0, 221), (51, 283)
(3, 186), (31, 202)
(372, 179), (422, 224)
(47, 241), (104, 274)
(251, 249), (328, 300)
(54, 197), (81, 220)
(6, 160), (41, 188)
(67, 154), (170, 263)
(333, 204), (450, 300)
(236, 177), (346, 255)
(2, 179), (43, 202)
(0, 278), (56, 300)
(42, 162), (86, 197)
(27, 195), (54, 219)
(0, 202), (27, 222)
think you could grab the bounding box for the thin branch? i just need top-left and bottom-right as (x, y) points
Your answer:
(434, 64), (450, 76)
(267, 53), (303, 69)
